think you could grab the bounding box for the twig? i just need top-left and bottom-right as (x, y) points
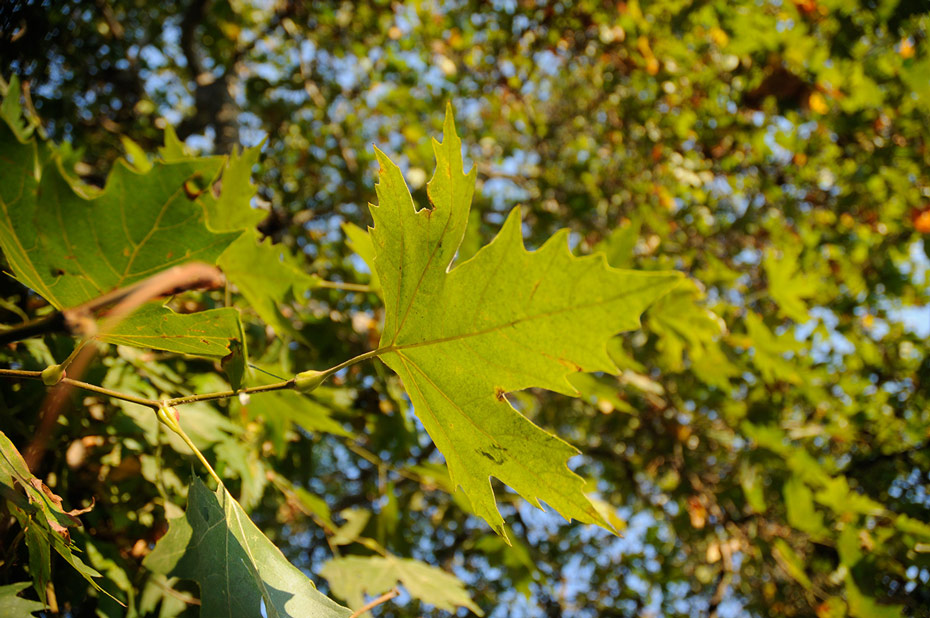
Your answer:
(1, 332), (391, 482)
(61, 378), (160, 410)
(348, 587), (400, 618)
(0, 368), (41, 379)
(162, 346), (386, 407)
(315, 280), (372, 293)
(162, 379), (295, 407)
(0, 312), (66, 346)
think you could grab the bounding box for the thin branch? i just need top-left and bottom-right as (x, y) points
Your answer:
(315, 280), (372, 293)
(0, 369), (161, 409)
(0, 368), (42, 379)
(162, 379), (295, 407)
(1, 345), (389, 413)
(162, 346), (386, 407)
(62, 378), (160, 410)
(0, 312), (66, 346)
(348, 588), (400, 618)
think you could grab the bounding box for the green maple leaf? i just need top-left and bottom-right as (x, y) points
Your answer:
(144, 477), (350, 618)
(320, 555), (483, 616)
(0, 582), (45, 616)
(0, 116), (239, 309)
(218, 231), (320, 343)
(0, 99), (246, 360)
(367, 105), (681, 535)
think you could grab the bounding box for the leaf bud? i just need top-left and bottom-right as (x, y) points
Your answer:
(294, 370), (326, 393)
(156, 403), (181, 431)
(41, 364), (65, 386)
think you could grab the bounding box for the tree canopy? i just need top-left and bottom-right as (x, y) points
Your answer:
(1, 1), (929, 616)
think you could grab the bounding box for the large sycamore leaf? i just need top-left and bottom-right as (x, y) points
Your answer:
(320, 555), (483, 616)
(144, 477), (350, 618)
(0, 96), (246, 360)
(0, 114), (239, 309)
(368, 105), (681, 534)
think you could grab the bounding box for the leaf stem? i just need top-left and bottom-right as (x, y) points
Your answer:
(62, 378), (162, 409)
(59, 339), (90, 372)
(162, 346), (389, 407)
(162, 380), (293, 407)
(0, 346), (392, 412)
(315, 346), (387, 380)
(157, 404), (223, 486)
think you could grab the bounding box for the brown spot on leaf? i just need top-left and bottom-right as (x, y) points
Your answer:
(27, 479), (94, 542)
(494, 387), (506, 402)
(183, 174), (207, 199)
(558, 358), (584, 372)
(478, 448), (504, 465)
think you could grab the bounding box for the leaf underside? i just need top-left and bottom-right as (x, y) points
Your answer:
(144, 477), (350, 618)
(99, 302), (244, 357)
(0, 116), (238, 309)
(0, 102), (246, 360)
(368, 104), (681, 536)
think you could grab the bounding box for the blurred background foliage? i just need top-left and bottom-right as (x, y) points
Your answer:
(1, 0), (930, 616)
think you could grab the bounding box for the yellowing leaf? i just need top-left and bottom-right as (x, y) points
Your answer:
(320, 555), (483, 616)
(593, 216), (640, 269)
(144, 477), (350, 618)
(120, 136), (152, 173)
(647, 279), (737, 389)
(157, 125), (192, 161)
(368, 105), (680, 535)
(343, 221), (381, 295)
(846, 574), (904, 618)
(0, 431), (105, 602)
(743, 312), (802, 384)
(99, 302), (244, 358)
(784, 477), (828, 539)
(206, 143), (266, 232)
(808, 91), (830, 115)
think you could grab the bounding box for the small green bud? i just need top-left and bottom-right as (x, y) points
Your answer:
(41, 364), (65, 386)
(157, 403), (181, 432)
(294, 370), (326, 393)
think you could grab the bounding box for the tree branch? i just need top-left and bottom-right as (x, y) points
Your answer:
(0, 262), (224, 345)
(348, 587), (399, 618)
